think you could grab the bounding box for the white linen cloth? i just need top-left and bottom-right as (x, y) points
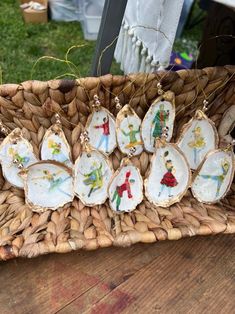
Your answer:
(114, 0), (184, 73)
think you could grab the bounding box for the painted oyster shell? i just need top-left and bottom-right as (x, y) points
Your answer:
(177, 112), (219, 170)
(108, 161), (143, 212)
(21, 161), (74, 212)
(145, 142), (191, 207)
(74, 149), (113, 206)
(86, 107), (117, 155)
(116, 104), (143, 156)
(0, 128), (38, 188)
(41, 124), (72, 167)
(191, 149), (234, 203)
(141, 91), (175, 153)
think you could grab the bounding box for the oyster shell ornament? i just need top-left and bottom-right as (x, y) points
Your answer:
(191, 145), (235, 204)
(20, 161), (74, 212)
(141, 86), (175, 153)
(116, 104), (143, 156)
(74, 131), (113, 206)
(177, 101), (219, 170)
(108, 158), (143, 213)
(0, 126), (38, 189)
(145, 130), (191, 208)
(41, 113), (72, 167)
(86, 95), (117, 155)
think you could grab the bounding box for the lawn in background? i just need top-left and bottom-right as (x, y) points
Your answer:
(0, 0), (204, 84)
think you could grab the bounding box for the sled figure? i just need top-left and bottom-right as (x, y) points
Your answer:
(152, 104), (169, 145)
(94, 116), (110, 153)
(200, 159), (230, 197)
(83, 162), (104, 197)
(158, 151), (178, 198)
(188, 126), (206, 165)
(112, 171), (135, 211)
(121, 124), (142, 149)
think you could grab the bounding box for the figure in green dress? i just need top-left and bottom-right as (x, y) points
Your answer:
(200, 159), (230, 197)
(83, 162), (104, 197)
(151, 104), (169, 145)
(121, 124), (142, 149)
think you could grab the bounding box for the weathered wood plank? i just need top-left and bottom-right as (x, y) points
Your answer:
(82, 235), (235, 314)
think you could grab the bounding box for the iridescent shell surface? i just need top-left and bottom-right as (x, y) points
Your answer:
(74, 150), (113, 206)
(108, 162), (143, 212)
(145, 143), (191, 207)
(191, 149), (234, 203)
(86, 107), (117, 155)
(0, 128), (38, 188)
(22, 161), (74, 212)
(177, 114), (218, 170)
(41, 124), (72, 167)
(141, 93), (175, 153)
(116, 104), (143, 156)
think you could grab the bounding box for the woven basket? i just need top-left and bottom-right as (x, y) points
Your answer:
(0, 66), (234, 261)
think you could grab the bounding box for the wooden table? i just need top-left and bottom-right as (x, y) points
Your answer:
(0, 234), (234, 314)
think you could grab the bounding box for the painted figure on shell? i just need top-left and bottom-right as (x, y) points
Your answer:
(111, 171), (135, 211)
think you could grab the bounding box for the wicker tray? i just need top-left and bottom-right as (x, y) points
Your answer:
(0, 66), (234, 261)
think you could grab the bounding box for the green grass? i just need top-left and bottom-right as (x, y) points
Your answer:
(0, 0), (98, 83)
(0, 0), (204, 84)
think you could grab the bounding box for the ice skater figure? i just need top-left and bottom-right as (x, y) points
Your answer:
(121, 124), (142, 149)
(188, 126), (206, 165)
(111, 171), (135, 211)
(34, 170), (72, 197)
(83, 162), (104, 197)
(48, 139), (69, 163)
(151, 103), (169, 146)
(8, 147), (30, 166)
(158, 151), (178, 198)
(94, 116), (110, 153)
(200, 159), (230, 197)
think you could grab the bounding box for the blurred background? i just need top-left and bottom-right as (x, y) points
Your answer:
(0, 0), (234, 83)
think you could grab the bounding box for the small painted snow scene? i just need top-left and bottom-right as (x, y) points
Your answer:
(74, 150), (113, 206)
(22, 161), (74, 211)
(108, 164), (143, 213)
(177, 117), (218, 170)
(41, 125), (72, 167)
(116, 105), (143, 156)
(86, 108), (116, 155)
(145, 144), (191, 207)
(192, 150), (234, 203)
(141, 95), (175, 153)
(0, 129), (38, 188)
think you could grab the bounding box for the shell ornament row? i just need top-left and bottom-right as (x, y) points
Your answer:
(0, 92), (234, 213)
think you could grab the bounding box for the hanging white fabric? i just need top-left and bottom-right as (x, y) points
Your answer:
(114, 0), (184, 74)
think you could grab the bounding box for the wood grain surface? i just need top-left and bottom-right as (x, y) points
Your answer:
(0, 235), (234, 314)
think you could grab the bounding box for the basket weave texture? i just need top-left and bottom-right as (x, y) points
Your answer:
(0, 66), (234, 261)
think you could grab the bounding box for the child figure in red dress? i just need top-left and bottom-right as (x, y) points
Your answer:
(158, 151), (178, 198)
(94, 116), (110, 153)
(112, 171), (135, 211)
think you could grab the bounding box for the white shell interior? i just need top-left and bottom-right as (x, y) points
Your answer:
(108, 164), (143, 212)
(41, 128), (72, 167)
(86, 108), (116, 155)
(141, 99), (175, 153)
(145, 144), (190, 207)
(74, 150), (113, 206)
(192, 150), (234, 203)
(116, 107), (143, 156)
(177, 118), (217, 170)
(25, 162), (74, 210)
(0, 136), (38, 188)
